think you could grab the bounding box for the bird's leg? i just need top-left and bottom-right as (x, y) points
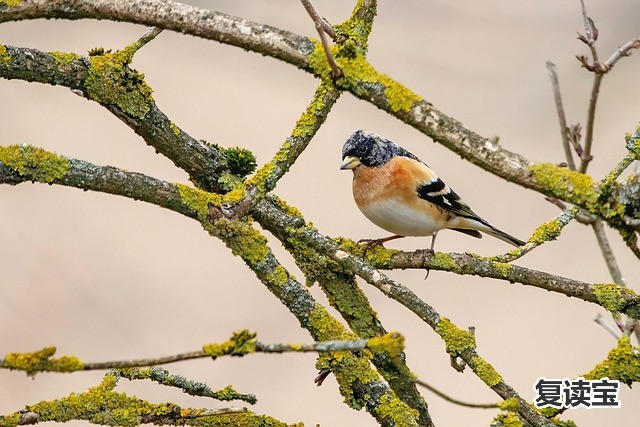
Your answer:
(429, 231), (438, 252)
(357, 234), (405, 258)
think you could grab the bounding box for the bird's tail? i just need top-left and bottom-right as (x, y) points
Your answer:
(483, 224), (526, 247)
(454, 217), (526, 247)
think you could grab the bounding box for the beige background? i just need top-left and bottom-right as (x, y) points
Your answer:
(1, 1), (639, 425)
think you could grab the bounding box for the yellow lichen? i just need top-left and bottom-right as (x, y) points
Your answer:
(209, 218), (269, 265)
(593, 283), (637, 313)
(492, 412), (524, 427)
(169, 122), (180, 136)
(0, 43), (10, 66)
(434, 318), (476, 356)
(0, 145), (69, 183)
(584, 336), (640, 386)
(49, 51), (81, 66)
(367, 333), (405, 358)
(85, 45), (154, 119)
(375, 393), (420, 427)
(0, 0), (21, 6)
(3, 347), (83, 376)
(471, 356), (502, 387)
(498, 397), (520, 412)
(492, 261), (512, 277)
(202, 330), (257, 358)
(529, 218), (564, 244)
(428, 252), (461, 272)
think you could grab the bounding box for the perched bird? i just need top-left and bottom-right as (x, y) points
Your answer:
(340, 130), (525, 250)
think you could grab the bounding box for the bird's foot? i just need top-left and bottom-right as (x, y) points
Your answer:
(357, 235), (404, 258)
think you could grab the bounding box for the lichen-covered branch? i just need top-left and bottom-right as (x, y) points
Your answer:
(0, 43), (229, 192)
(0, 371), (297, 427)
(256, 196), (432, 426)
(0, 145), (422, 426)
(252, 197), (555, 427)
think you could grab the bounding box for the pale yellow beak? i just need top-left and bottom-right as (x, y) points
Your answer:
(340, 156), (362, 170)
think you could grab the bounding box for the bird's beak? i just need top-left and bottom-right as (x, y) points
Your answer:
(340, 156), (361, 170)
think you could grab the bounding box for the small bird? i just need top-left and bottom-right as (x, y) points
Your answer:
(340, 130), (525, 250)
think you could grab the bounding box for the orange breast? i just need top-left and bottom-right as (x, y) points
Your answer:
(352, 156), (450, 236)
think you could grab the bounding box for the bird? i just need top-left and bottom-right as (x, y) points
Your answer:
(340, 130), (526, 251)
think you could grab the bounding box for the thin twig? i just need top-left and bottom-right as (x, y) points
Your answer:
(414, 379), (499, 409)
(591, 220), (624, 285)
(130, 27), (163, 54)
(579, 72), (601, 172)
(180, 407), (249, 418)
(603, 37), (640, 69)
(299, 0), (342, 78)
(299, 0), (336, 39)
(594, 313), (623, 340)
(546, 61), (575, 170)
(544, 197), (595, 224)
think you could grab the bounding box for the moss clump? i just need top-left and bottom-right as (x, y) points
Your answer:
(434, 318), (476, 356)
(584, 336), (640, 386)
(471, 356), (502, 387)
(85, 46), (154, 119)
(3, 347), (84, 376)
(367, 333), (405, 358)
(593, 283), (637, 313)
(49, 51), (81, 66)
(224, 146), (257, 178)
(0, 145), (70, 183)
(529, 218), (564, 244)
(202, 330), (257, 358)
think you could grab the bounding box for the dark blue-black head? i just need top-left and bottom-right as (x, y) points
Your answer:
(340, 130), (419, 169)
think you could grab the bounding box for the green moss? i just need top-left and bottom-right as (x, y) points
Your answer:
(367, 333), (405, 358)
(49, 51), (81, 66)
(529, 218), (564, 244)
(224, 146), (257, 178)
(375, 393), (419, 427)
(434, 318), (476, 356)
(491, 412), (523, 427)
(202, 330), (257, 358)
(529, 163), (626, 220)
(498, 397), (519, 412)
(3, 347), (83, 376)
(0, 145), (70, 183)
(85, 45), (154, 119)
(584, 336), (640, 386)
(593, 283), (637, 313)
(0, 43), (10, 66)
(471, 356), (502, 387)
(0, 0), (21, 6)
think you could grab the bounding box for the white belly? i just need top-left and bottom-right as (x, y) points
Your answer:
(358, 198), (445, 236)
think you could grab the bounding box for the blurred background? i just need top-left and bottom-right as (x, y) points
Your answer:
(1, 1), (639, 425)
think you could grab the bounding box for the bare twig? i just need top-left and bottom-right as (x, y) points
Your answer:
(544, 197), (595, 224)
(546, 61), (575, 170)
(591, 220), (624, 285)
(130, 26), (163, 53)
(603, 37), (640, 69)
(299, 0), (336, 39)
(415, 379), (499, 409)
(594, 313), (623, 339)
(300, 0), (342, 78)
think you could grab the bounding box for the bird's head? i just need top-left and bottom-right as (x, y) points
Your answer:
(340, 130), (417, 170)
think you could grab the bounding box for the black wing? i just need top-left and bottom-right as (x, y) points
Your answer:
(416, 177), (486, 223)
